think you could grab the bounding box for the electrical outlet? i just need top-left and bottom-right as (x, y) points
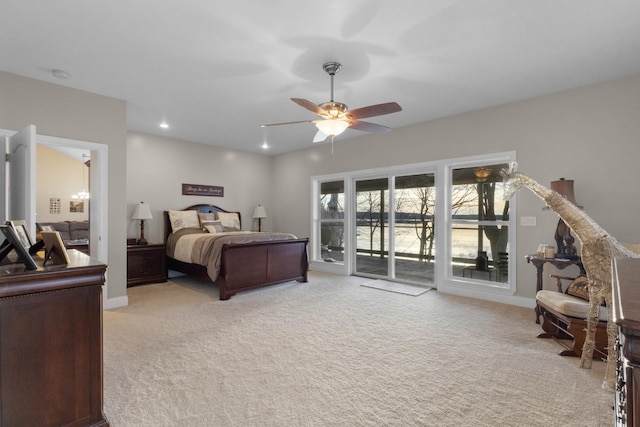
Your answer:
(520, 216), (537, 226)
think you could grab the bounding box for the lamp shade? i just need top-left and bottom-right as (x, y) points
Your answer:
(131, 202), (153, 220)
(551, 178), (582, 208)
(253, 205), (267, 219)
(315, 119), (349, 137)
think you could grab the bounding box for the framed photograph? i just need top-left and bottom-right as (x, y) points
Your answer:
(70, 200), (84, 213)
(0, 225), (38, 270)
(49, 197), (61, 214)
(41, 231), (71, 266)
(8, 220), (34, 249)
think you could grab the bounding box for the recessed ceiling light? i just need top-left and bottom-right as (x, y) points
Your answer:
(52, 69), (70, 79)
(261, 142), (269, 149)
(160, 121), (169, 129)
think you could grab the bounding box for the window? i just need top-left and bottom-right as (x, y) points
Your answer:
(448, 164), (510, 285)
(315, 180), (345, 263)
(311, 152), (516, 295)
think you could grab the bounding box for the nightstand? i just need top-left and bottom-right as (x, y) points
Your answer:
(127, 243), (167, 287)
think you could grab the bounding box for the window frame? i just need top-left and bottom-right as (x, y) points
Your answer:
(438, 154), (517, 296)
(311, 151), (517, 296)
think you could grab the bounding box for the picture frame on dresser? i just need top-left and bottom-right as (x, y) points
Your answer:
(41, 231), (71, 266)
(7, 220), (45, 255)
(7, 220), (33, 249)
(0, 225), (38, 270)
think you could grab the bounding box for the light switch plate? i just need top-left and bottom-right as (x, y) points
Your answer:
(520, 216), (537, 226)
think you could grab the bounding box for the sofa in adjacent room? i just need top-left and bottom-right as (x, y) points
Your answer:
(36, 221), (89, 253)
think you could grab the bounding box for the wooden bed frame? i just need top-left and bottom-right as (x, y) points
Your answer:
(164, 204), (309, 300)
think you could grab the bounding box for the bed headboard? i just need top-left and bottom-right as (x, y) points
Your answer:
(163, 204), (242, 242)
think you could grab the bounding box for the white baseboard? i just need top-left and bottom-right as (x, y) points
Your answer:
(104, 295), (128, 310)
(438, 285), (536, 309)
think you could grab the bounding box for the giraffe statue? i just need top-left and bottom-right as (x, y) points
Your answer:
(501, 162), (640, 390)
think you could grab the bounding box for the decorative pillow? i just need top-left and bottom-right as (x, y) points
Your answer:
(168, 210), (200, 233)
(216, 212), (240, 230)
(565, 275), (589, 301)
(202, 219), (224, 233)
(565, 275), (605, 306)
(198, 212), (216, 222)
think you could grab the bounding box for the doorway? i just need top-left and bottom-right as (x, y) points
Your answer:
(37, 134), (108, 264)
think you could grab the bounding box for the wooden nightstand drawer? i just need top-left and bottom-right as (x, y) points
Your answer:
(127, 243), (167, 287)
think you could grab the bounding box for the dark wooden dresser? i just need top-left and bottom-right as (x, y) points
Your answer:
(613, 257), (640, 426)
(0, 250), (108, 427)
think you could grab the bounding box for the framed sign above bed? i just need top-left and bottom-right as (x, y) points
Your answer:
(182, 183), (224, 197)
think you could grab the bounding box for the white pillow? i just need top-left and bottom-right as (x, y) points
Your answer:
(216, 212), (240, 230)
(168, 210), (200, 233)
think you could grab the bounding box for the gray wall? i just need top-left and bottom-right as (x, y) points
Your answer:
(270, 73), (640, 300)
(0, 70), (128, 305)
(126, 132), (273, 243)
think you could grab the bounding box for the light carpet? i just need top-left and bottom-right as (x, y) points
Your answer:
(360, 279), (431, 296)
(103, 271), (613, 427)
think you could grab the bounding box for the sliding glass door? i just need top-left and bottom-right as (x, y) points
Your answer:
(354, 173), (435, 286)
(355, 178), (389, 277)
(394, 173), (436, 284)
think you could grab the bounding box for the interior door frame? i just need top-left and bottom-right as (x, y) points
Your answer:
(3, 126), (36, 235)
(0, 136), (5, 223)
(36, 134), (108, 265)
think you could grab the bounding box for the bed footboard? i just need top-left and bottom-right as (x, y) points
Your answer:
(217, 238), (309, 300)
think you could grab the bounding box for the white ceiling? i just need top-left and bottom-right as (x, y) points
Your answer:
(3, 1), (640, 155)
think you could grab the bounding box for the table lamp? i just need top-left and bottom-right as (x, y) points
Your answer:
(253, 205), (267, 232)
(131, 202), (153, 245)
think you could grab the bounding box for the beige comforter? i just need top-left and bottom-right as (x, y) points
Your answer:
(167, 229), (297, 281)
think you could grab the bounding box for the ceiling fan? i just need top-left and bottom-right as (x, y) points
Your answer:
(261, 61), (402, 144)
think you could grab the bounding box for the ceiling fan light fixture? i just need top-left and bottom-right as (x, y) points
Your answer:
(315, 119), (349, 137)
(260, 61), (402, 146)
(318, 101), (348, 118)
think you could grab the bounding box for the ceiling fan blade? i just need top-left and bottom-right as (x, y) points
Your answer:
(260, 119), (315, 127)
(348, 120), (391, 133)
(291, 98), (329, 116)
(313, 130), (328, 143)
(346, 102), (402, 119)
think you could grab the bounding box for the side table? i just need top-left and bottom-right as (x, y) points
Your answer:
(525, 254), (585, 323)
(127, 243), (167, 287)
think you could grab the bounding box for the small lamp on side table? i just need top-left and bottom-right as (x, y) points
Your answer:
(253, 205), (267, 232)
(131, 202), (153, 245)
